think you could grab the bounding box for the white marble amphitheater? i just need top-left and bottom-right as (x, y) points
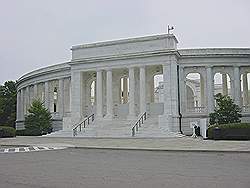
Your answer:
(15, 34), (250, 137)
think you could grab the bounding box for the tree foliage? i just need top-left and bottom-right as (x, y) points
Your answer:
(209, 93), (242, 125)
(0, 81), (17, 127)
(24, 99), (52, 135)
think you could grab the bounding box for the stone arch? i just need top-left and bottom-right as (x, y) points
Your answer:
(240, 72), (250, 111)
(86, 76), (96, 106)
(185, 72), (205, 112)
(153, 73), (163, 103)
(120, 76), (129, 104)
(53, 87), (58, 112)
(213, 72), (231, 97)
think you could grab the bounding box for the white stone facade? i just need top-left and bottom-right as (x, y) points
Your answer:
(16, 34), (250, 135)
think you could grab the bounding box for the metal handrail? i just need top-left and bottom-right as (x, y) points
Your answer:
(131, 112), (147, 136)
(73, 114), (94, 136)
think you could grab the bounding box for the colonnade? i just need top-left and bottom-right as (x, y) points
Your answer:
(181, 65), (250, 114)
(71, 66), (148, 121)
(16, 78), (70, 121)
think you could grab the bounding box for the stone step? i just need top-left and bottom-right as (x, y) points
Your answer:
(43, 117), (183, 138)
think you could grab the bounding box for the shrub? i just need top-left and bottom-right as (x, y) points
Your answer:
(209, 93), (241, 125)
(24, 99), (52, 135)
(0, 126), (16, 137)
(207, 123), (250, 139)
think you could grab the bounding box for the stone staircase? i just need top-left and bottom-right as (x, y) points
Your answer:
(134, 117), (184, 138)
(75, 119), (133, 137)
(44, 117), (184, 138)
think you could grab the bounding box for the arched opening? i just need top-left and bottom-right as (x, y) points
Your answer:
(153, 74), (163, 103)
(90, 80), (96, 106)
(185, 73), (205, 112)
(53, 87), (58, 112)
(120, 77), (129, 104)
(214, 72), (231, 97)
(241, 73), (250, 111)
(187, 85), (195, 108)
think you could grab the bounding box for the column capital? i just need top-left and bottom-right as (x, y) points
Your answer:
(206, 65), (213, 68)
(96, 68), (103, 72)
(233, 64), (240, 68)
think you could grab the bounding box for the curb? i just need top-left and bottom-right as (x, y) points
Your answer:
(69, 146), (250, 153)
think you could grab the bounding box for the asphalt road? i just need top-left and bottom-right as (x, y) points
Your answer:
(0, 148), (249, 188)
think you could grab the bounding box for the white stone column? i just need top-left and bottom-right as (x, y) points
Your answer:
(58, 79), (64, 117)
(23, 86), (30, 114)
(33, 84), (38, 100)
(128, 67), (136, 119)
(200, 76), (205, 106)
(139, 66), (146, 114)
(71, 71), (82, 121)
(158, 63), (171, 131)
(170, 62), (179, 119)
(206, 66), (214, 113)
(179, 67), (186, 113)
(233, 66), (241, 106)
(96, 70), (103, 118)
(16, 90), (20, 121)
(158, 60), (180, 133)
(162, 64), (171, 115)
(222, 73), (228, 95)
(123, 77), (128, 103)
(20, 89), (24, 119)
(44, 81), (50, 110)
(242, 73), (248, 106)
(105, 69), (113, 119)
(27, 86), (30, 109)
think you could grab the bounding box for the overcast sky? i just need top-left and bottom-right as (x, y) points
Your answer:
(0, 0), (249, 84)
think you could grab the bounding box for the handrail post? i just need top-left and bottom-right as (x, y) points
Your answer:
(132, 127), (135, 136)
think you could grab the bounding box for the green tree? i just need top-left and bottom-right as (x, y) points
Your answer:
(0, 81), (17, 127)
(24, 99), (52, 135)
(209, 93), (242, 125)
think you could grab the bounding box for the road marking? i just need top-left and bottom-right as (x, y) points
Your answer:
(33, 146), (40, 151)
(0, 146), (67, 154)
(4, 149), (9, 153)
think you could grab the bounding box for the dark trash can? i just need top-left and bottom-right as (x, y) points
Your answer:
(213, 127), (221, 140)
(194, 126), (201, 136)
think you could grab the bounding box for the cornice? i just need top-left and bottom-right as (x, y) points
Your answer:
(71, 34), (178, 50)
(70, 49), (180, 65)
